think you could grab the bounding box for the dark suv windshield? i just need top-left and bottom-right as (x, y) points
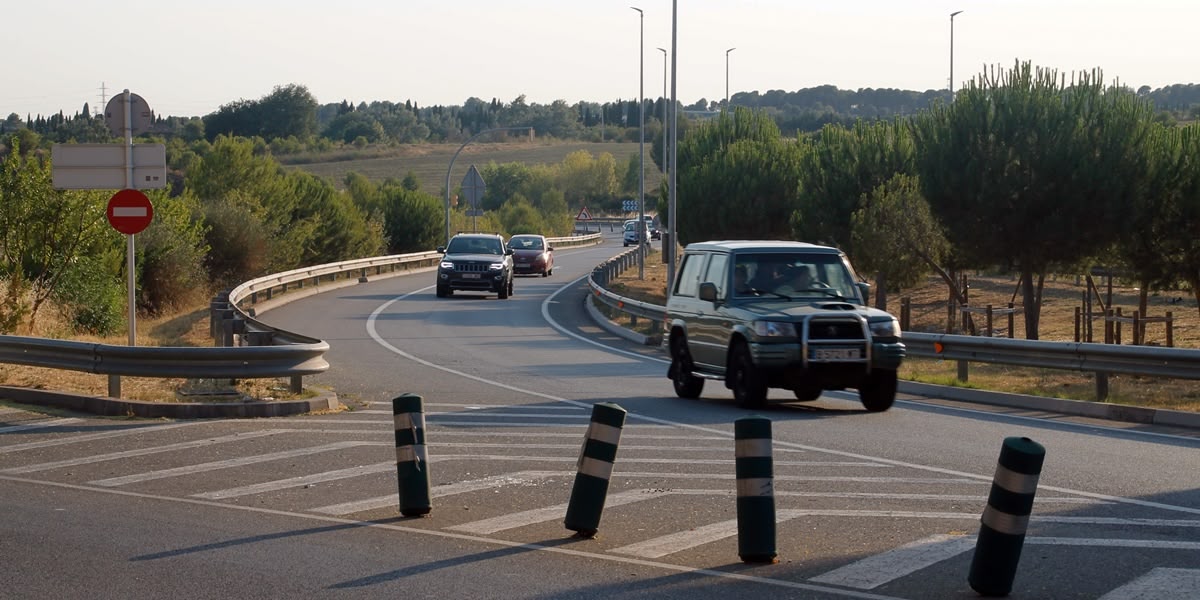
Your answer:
(735, 253), (859, 300)
(446, 237), (504, 255)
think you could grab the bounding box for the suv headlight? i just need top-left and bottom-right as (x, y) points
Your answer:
(869, 318), (901, 338)
(753, 321), (797, 337)
(488, 262), (506, 271)
(439, 261), (455, 270)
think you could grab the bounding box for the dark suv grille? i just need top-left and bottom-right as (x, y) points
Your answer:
(807, 320), (867, 341)
(454, 262), (490, 273)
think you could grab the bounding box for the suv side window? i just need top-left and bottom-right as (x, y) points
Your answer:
(703, 253), (729, 300)
(674, 252), (707, 297)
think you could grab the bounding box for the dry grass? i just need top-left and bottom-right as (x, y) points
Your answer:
(0, 301), (313, 404)
(601, 249), (1200, 413)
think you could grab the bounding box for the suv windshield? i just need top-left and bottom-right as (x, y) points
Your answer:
(446, 237), (504, 255)
(735, 253), (858, 300)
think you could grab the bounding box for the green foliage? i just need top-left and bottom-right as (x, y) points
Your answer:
(51, 255), (124, 336)
(201, 198), (270, 288)
(674, 108), (804, 245)
(792, 118), (914, 252)
(202, 84), (318, 142)
(498, 195), (548, 235)
(382, 184), (444, 253)
(851, 174), (949, 301)
(136, 190), (210, 315)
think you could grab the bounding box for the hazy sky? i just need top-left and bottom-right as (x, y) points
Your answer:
(6, 0), (1197, 119)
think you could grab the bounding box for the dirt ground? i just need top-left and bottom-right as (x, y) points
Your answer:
(601, 249), (1200, 412)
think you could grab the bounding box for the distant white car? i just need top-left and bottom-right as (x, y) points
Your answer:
(623, 219), (651, 246)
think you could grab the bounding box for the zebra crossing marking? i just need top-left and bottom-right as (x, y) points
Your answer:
(1, 430), (289, 474)
(809, 534), (976, 589)
(446, 489), (671, 534)
(0, 418), (81, 434)
(309, 471), (570, 515)
(88, 441), (366, 487)
(1098, 568), (1200, 600)
(0, 422), (201, 454)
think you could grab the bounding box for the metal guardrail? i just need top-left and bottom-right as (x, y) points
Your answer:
(0, 232), (604, 400)
(589, 264), (1200, 400)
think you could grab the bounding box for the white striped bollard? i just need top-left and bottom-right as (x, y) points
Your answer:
(735, 415), (778, 564)
(564, 402), (626, 537)
(393, 393), (431, 517)
(968, 436), (1046, 596)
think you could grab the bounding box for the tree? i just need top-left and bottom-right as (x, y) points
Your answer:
(910, 61), (1158, 338)
(383, 185), (443, 254)
(850, 174), (949, 310)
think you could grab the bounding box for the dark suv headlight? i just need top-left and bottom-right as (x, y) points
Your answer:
(869, 318), (901, 338)
(439, 261), (455, 270)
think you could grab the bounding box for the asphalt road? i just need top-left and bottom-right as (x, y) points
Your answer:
(2, 233), (1198, 599)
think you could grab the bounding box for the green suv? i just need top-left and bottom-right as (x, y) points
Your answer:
(665, 240), (905, 411)
(435, 233), (514, 299)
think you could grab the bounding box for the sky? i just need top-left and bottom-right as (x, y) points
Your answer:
(5, 0), (1198, 119)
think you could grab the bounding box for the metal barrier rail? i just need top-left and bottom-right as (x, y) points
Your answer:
(0, 232), (604, 400)
(589, 266), (1200, 400)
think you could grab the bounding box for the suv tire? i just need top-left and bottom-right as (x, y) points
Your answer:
(436, 285), (450, 298)
(669, 335), (704, 399)
(858, 370), (898, 412)
(498, 278), (511, 299)
(729, 341), (768, 408)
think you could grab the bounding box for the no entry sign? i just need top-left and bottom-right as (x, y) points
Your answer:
(107, 189), (154, 235)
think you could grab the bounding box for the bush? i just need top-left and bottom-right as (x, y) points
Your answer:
(52, 256), (124, 335)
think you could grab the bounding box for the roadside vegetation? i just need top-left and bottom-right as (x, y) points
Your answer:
(2, 60), (1199, 407)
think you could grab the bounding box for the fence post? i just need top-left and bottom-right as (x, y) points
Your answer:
(900, 297), (910, 331)
(1132, 311), (1142, 346)
(1074, 307), (1081, 343)
(1007, 303), (1015, 339)
(985, 305), (994, 338)
(958, 309), (969, 382)
(1167, 311), (1174, 348)
(1105, 309), (1114, 344)
(1115, 308), (1123, 345)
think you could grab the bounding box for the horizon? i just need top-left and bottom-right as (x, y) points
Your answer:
(6, 0), (1199, 120)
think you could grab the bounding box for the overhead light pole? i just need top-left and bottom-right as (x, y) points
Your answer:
(444, 127), (533, 245)
(725, 47), (737, 109)
(657, 47), (667, 175)
(950, 10), (963, 101)
(667, 0), (678, 292)
(632, 6), (645, 279)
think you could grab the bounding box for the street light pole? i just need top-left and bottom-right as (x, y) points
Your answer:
(667, 0), (678, 292)
(632, 6), (645, 279)
(657, 47), (667, 176)
(725, 47), (736, 109)
(950, 10), (963, 101)
(444, 126), (533, 245)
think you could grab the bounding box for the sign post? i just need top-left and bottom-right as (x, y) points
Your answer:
(50, 89), (163, 398)
(461, 164), (486, 231)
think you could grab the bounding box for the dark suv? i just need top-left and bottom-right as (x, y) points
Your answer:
(665, 240), (905, 411)
(435, 233), (514, 299)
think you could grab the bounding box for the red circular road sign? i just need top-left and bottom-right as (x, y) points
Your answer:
(107, 189), (154, 235)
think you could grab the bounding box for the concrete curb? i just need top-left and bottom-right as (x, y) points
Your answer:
(0, 385), (340, 419)
(898, 381), (1200, 429)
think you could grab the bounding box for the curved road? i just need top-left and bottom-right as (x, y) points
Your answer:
(3, 234), (1198, 599)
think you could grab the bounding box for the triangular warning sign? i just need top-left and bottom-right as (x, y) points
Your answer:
(576, 206), (592, 220)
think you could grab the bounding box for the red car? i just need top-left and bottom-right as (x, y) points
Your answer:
(507, 234), (554, 277)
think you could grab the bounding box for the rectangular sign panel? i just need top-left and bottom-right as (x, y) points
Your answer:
(51, 143), (167, 190)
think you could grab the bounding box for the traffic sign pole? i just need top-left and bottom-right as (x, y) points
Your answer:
(124, 89), (137, 349)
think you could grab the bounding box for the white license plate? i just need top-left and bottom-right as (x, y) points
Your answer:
(462, 273), (480, 279)
(812, 348), (860, 360)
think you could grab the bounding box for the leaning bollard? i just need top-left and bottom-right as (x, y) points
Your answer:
(968, 436), (1046, 596)
(393, 393), (431, 517)
(564, 403), (627, 537)
(735, 416), (778, 564)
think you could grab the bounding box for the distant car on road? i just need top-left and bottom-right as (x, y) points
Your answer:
(623, 219), (651, 247)
(435, 233), (514, 299)
(508, 234), (554, 277)
(644, 215), (661, 240)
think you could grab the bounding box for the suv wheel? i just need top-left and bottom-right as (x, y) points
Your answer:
(668, 335), (704, 399)
(498, 278), (511, 299)
(858, 370), (898, 412)
(436, 285), (450, 298)
(729, 342), (768, 408)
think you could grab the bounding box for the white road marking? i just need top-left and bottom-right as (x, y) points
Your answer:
(309, 471), (569, 515)
(0, 422), (201, 454)
(0, 474), (910, 600)
(193, 462), (397, 500)
(366, 404), (585, 411)
(446, 488), (671, 534)
(0, 418), (81, 434)
(1098, 568), (1200, 600)
(810, 534), (976, 589)
(666, 488), (1106, 505)
(1027, 537), (1200, 550)
(88, 441), (366, 487)
(0, 430), (290, 474)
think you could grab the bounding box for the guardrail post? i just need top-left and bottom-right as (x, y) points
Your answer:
(564, 402), (627, 538)
(1167, 311), (1174, 347)
(289, 375), (303, 394)
(735, 415), (778, 564)
(1096, 372), (1109, 401)
(107, 375), (121, 399)
(968, 436), (1045, 597)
